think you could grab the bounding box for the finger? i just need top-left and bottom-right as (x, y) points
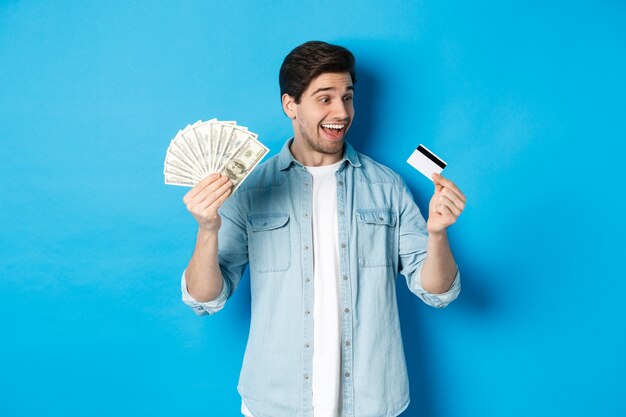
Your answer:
(191, 174), (230, 204)
(184, 173), (221, 202)
(437, 174), (466, 202)
(436, 203), (455, 218)
(197, 177), (232, 208)
(434, 173), (466, 203)
(431, 174), (443, 193)
(437, 195), (461, 217)
(440, 188), (466, 212)
(208, 185), (232, 210)
(192, 173), (222, 195)
(199, 178), (233, 209)
(443, 184), (466, 205)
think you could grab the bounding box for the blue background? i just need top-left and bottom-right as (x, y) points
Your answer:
(1, 1), (625, 416)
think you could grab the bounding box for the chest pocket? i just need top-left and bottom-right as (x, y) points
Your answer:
(248, 213), (291, 273)
(356, 208), (397, 268)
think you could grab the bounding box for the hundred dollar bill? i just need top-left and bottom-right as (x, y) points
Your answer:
(211, 121), (236, 172)
(181, 121), (207, 176)
(164, 172), (196, 187)
(214, 123), (243, 173)
(219, 136), (269, 191)
(165, 163), (202, 181)
(164, 119), (268, 189)
(192, 118), (216, 173)
(208, 120), (222, 172)
(165, 137), (204, 178)
(217, 126), (256, 173)
(169, 130), (204, 176)
(214, 123), (234, 173)
(163, 154), (201, 179)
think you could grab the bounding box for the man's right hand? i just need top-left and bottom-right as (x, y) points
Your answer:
(183, 173), (233, 232)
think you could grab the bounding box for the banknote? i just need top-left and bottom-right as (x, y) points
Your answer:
(219, 135), (268, 191)
(163, 119), (268, 190)
(216, 126), (256, 173)
(191, 118), (215, 172)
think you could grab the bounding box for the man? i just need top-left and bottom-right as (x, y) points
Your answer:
(181, 41), (466, 417)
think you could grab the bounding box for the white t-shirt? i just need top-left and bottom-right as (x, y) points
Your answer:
(242, 160), (343, 417)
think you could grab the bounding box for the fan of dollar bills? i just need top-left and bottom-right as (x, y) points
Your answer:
(163, 119), (269, 190)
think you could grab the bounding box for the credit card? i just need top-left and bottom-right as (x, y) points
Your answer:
(407, 144), (447, 180)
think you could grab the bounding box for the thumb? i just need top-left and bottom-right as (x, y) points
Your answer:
(432, 173), (443, 193)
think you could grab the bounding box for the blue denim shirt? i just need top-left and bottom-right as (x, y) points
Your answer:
(181, 139), (460, 417)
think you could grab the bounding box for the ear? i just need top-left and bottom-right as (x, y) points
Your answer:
(282, 93), (297, 119)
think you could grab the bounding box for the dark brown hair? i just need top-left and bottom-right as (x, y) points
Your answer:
(279, 40), (356, 103)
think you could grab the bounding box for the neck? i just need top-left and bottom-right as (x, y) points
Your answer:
(290, 138), (344, 167)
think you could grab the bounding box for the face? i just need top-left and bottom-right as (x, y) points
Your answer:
(283, 72), (355, 159)
(226, 160), (245, 176)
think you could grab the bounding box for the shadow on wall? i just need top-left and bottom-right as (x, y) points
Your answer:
(397, 257), (497, 416)
(226, 62), (497, 416)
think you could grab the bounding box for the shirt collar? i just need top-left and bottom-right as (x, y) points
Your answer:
(278, 138), (362, 171)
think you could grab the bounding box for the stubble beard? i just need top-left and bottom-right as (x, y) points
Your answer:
(297, 120), (345, 156)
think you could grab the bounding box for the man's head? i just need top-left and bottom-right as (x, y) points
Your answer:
(280, 41), (357, 165)
(279, 41), (356, 104)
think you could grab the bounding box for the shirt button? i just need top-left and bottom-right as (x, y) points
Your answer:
(304, 245), (309, 250)
(338, 181), (344, 186)
(305, 343), (310, 348)
(341, 243), (346, 248)
(304, 213), (309, 218)
(345, 340), (351, 346)
(344, 371), (350, 378)
(342, 275), (348, 281)
(304, 374), (309, 380)
(304, 183), (309, 187)
(344, 307), (350, 313)
(305, 277), (310, 283)
(305, 309), (310, 315)
(378, 217), (384, 221)
(339, 210), (344, 215)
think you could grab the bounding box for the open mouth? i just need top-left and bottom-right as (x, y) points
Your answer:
(320, 123), (346, 140)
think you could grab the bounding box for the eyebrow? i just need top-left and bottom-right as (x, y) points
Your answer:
(310, 85), (354, 96)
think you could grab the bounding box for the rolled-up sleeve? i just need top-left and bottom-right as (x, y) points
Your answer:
(180, 189), (249, 316)
(397, 177), (461, 308)
(181, 270), (230, 316)
(411, 264), (461, 308)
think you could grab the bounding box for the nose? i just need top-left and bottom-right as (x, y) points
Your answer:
(331, 99), (352, 121)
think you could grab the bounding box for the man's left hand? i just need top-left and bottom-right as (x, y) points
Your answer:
(427, 173), (466, 234)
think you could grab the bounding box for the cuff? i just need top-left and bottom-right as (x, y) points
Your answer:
(416, 267), (461, 309)
(180, 269), (229, 315)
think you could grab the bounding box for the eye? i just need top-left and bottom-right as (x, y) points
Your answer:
(319, 96), (330, 103)
(343, 95), (353, 102)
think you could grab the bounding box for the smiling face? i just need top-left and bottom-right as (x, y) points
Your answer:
(282, 72), (355, 166)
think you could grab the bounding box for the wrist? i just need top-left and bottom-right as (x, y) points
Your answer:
(428, 229), (448, 241)
(196, 226), (219, 241)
